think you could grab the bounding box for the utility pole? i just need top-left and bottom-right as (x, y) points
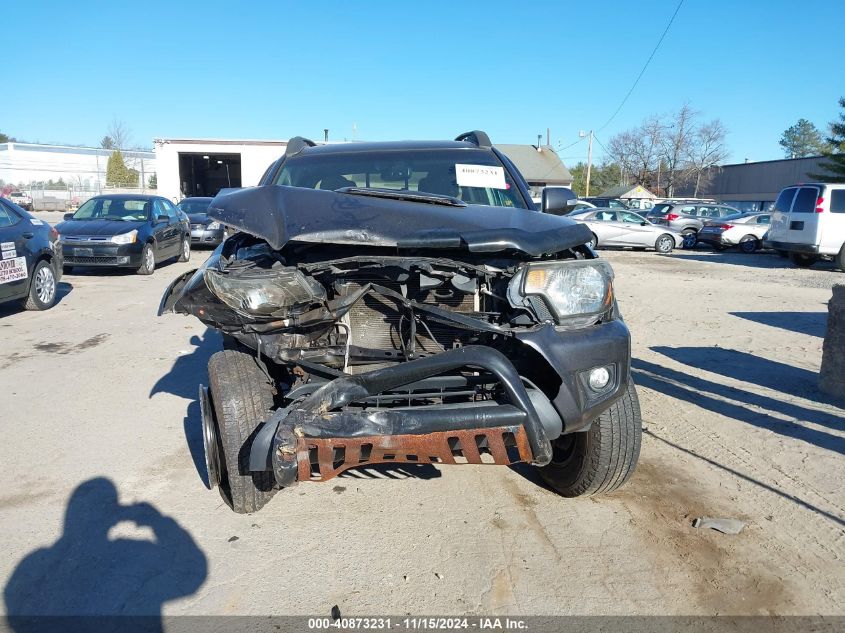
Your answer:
(582, 130), (594, 197)
(537, 134), (542, 148)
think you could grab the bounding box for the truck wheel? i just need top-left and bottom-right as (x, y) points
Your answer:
(207, 349), (277, 513)
(790, 253), (818, 268)
(23, 260), (57, 311)
(836, 246), (845, 272)
(589, 233), (598, 249)
(538, 381), (642, 497)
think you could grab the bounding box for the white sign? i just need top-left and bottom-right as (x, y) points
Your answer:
(1, 242), (14, 252)
(30, 219), (43, 226)
(454, 164), (507, 190)
(0, 256), (27, 284)
(2, 249), (16, 259)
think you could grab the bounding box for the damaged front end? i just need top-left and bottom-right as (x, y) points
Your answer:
(160, 185), (631, 504)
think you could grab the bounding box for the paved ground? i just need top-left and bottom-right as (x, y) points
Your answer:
(0, 229), (842, 617)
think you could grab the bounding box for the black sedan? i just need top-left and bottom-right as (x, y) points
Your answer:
(0, 198), (63, 310)
(177, 197), (226, 247)
(57, 194), (191, 275)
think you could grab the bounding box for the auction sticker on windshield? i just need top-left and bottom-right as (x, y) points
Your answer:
(455, 164), (507, 189)
(0, 257), (28, 284)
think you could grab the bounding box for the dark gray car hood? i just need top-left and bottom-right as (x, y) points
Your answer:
(207, 185), (591, 257)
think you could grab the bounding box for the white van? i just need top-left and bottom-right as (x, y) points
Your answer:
(764, 183), (845, 269)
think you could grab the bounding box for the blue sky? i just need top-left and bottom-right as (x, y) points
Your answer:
(4, 0), (843, 164)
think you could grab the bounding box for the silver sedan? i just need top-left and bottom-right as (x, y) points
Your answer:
(572, 209), (685, 253)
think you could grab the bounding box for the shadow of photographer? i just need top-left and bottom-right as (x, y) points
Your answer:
(4, 478), (207, 633)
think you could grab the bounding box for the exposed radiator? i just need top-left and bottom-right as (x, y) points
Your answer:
(341, 278), (476, 355)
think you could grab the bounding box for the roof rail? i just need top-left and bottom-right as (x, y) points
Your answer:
(285, 136), (316, 157)
(455, 130), (492, 148)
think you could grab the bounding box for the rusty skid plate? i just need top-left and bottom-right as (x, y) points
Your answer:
(296, 425), (533, 482)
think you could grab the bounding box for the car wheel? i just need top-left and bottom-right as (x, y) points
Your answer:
(739, 235), (760, 253)
(538, 381), (642, 497)
(790, 252), (818, 268)
(655, 234), (675, 254)
(23, 260), (57, 311)
(207, 349), (278, 514)
(589, 233), (598, 249)
(177, 236), (191, 262)
(137, 243), (155, 275)
(835, 246), (845, 272)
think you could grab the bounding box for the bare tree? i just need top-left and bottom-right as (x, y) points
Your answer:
(660, 104), (697, 196)
(106, 119), (131, 150)
(608, 116), (662, 187)
(686, 119), (728, 196)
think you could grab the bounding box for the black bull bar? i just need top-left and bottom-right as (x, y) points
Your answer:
(247, 346), (553, 486)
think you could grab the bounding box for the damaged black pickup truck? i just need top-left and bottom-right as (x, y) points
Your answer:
(159, 131), (641, 513)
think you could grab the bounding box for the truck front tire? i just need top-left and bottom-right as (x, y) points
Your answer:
(538, 381), (642, 497)
(207, 349), (277, 513)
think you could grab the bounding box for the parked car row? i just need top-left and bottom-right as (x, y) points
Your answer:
(0, 194), (222, 311)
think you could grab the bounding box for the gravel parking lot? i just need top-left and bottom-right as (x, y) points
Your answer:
(0, 223), (842, 616)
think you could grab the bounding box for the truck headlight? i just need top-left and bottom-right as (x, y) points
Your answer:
(110, 230), (138, 245)
(204, 267), (326, 317)
(507, 260), (614, 327)
(207, 221), (221, 230)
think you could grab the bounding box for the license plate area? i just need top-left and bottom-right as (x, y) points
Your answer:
(74, 247), (94, 257)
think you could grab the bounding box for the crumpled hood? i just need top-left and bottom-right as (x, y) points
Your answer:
(208, 185), (591, 257)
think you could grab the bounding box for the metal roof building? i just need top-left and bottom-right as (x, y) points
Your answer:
(495, 144), (573, 198)
(683, 155), (829, 212)
(598, 184), (657, 199)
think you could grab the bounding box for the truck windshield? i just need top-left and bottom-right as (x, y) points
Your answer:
(275, 149), (530, 209)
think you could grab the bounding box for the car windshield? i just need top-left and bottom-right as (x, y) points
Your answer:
(649, 203), (672, 215)
(275, 148), (530, 209)
(188, 213), (208, 223)
(71, 197), (150, 221)
(178, 199), (212, 213)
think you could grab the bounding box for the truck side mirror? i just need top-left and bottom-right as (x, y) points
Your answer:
(63, 213), (75, 221)
(541, 187), (578, 215)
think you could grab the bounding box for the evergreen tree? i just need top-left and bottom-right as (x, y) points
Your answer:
(779, 119), (827, 158)
(810, 98), (845, 183)
(105, 150), (138, 187)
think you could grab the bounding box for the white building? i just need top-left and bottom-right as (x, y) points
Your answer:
(153, 138), (288, 201)
(0, 142), (156, 192)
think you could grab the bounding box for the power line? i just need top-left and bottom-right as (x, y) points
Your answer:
(595, 0), (685, 134)
(556, 135), (586, 153)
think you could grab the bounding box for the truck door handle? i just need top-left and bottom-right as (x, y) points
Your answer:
(22, 232), (34, 239)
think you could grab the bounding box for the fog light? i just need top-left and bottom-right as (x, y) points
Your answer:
(588, 366), (611, 391)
